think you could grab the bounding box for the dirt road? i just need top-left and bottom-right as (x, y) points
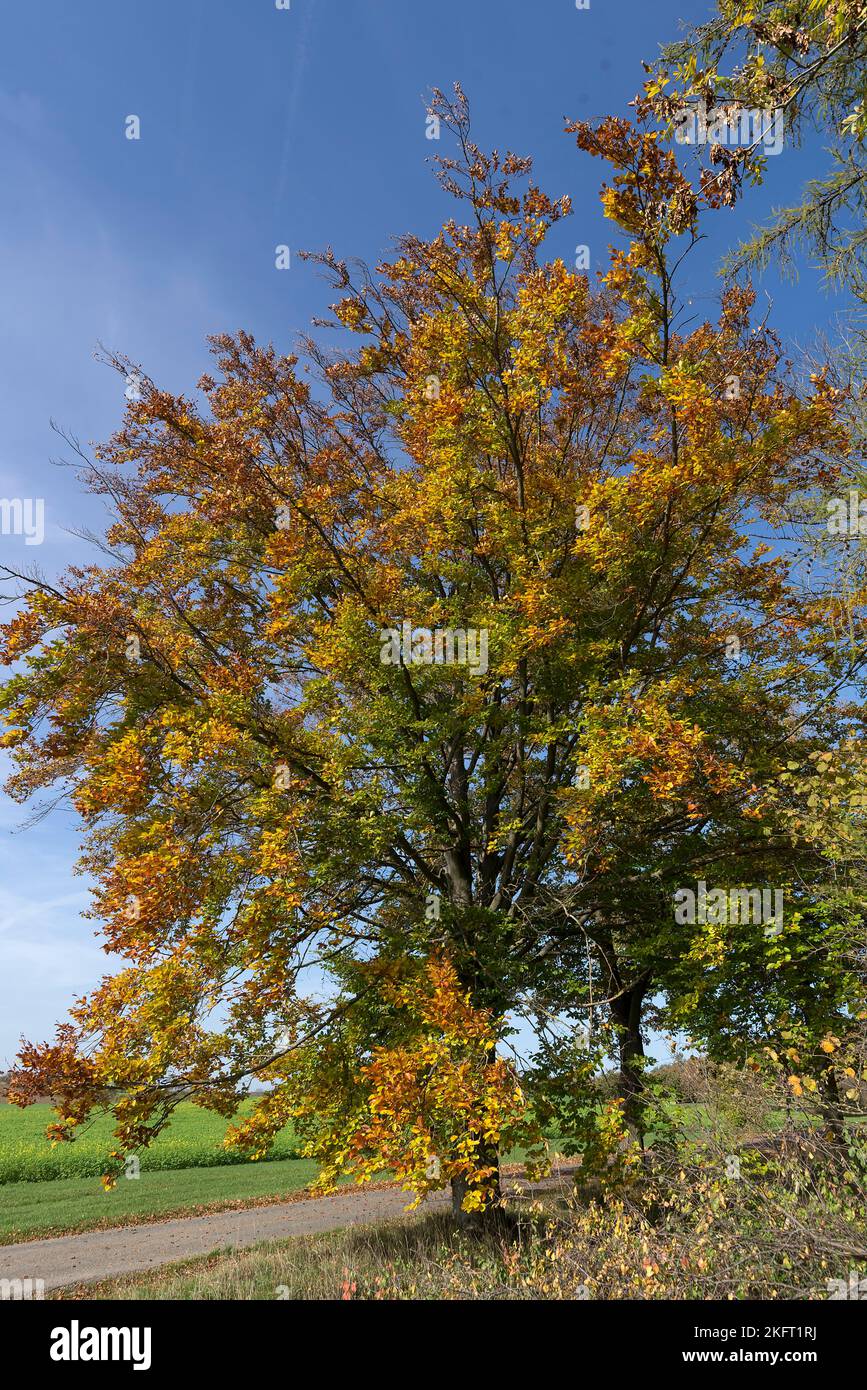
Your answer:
(1, 1168), (576, 1294)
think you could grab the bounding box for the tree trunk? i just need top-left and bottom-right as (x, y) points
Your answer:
(442, 846), (505, 1231)
(819, 1069), (847, 1147)
(450, 1138), (502, 1230)
(610, 980), (648, 1142)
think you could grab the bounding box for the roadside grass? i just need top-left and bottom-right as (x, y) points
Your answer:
(57, 1211), (498, 1300)
(0, 1157), (323, 1244)
(0, 1100), (298, 1184)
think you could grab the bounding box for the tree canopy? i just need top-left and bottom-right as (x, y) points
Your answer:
(3, 86), (865, 1217)
(649, 0), (867, 294)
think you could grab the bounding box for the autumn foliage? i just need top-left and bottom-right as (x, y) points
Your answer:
(2, 87), (865, 1215)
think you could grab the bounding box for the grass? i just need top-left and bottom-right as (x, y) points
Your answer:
(0, 1100), (298, 1183)
(58, 1211), (475, 1301)
(0, 1098), (565, 1244)
(0, 1156), (323, 1244)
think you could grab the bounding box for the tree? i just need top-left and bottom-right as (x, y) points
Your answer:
(648, 0), (867, 294)
(1, 87), (854, 1216)
(511, 110), (864, 1137)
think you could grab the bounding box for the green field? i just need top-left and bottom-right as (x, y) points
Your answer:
(0, 1100), (298, 1184)
(1, 1094), (765, 1247)
(0, 1100), (318, 1242)
(0, 1157), (323, 1244)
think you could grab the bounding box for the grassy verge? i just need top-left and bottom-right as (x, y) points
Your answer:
(0, 1157), (323, 1244)
(57, 1211), (489, 1300)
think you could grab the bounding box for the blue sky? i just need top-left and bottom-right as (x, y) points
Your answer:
(0, 0), (851, 1066)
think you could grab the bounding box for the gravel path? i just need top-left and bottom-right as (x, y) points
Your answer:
(1, 1169), (576, 1293)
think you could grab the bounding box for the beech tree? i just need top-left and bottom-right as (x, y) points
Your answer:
(2, 87), (856, 1216)
(648, 0), (867, 292)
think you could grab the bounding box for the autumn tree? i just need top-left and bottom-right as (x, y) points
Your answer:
(649, 0), (867, 293)
(2, 87), (858, 1215)
(498, 108), (867, 1141)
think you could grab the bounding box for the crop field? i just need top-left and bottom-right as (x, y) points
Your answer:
(0, 1100), (298, 1183)
(0, 1101), (317, 1242)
